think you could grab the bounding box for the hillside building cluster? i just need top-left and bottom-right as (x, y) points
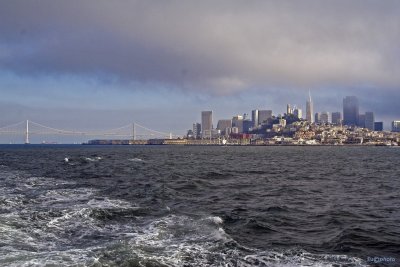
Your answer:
(187, 95), (400, 146)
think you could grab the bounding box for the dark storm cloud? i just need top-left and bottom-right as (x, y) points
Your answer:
(0, 0), (399, 94)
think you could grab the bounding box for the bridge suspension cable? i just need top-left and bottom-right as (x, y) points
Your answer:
(0, 120), (178, 142)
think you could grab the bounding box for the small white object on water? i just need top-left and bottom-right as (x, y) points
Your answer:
(64, 157), (69, 162)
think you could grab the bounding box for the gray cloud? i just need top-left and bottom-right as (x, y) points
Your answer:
(0, 0), (399, 94)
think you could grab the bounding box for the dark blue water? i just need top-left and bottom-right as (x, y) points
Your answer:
(0, 145), (399, 266)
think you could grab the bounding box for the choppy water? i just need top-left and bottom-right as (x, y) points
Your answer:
(0, 145), (399, 266)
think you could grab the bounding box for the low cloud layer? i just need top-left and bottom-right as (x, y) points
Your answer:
(1, 0), (399, 94)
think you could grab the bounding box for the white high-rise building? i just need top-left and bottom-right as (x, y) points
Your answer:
(192, 123), (201, 139)
(251, 110), (259, 127)
(286, 104), (293, 115)
(293, 107), (302, 119)
(306, 90), (314, 123)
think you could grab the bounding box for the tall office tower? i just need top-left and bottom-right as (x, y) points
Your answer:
(332, 112), (342, 125)
(286, 104), (293, 115)
(314, 112), (320, 124)
(232, 115), (244, 133)
(306, 91), (314, 123)
(364, 112), (375, 130)
(293, 108), (302, 119)
(193, 123), (201, 139)
(319, 111), (330, 123)
(392, 121), (400, 132)
(251, 110), (259, 127)
(358, 114), (366, 128)
(374, 122), (383, 131)
(258, 110), (272, 125)
(216, 119), (232, 135)
(201, 111), (213, 138)
(343, 96), (359, 126)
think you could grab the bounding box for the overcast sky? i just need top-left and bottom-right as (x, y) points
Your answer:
(0, 0), (399, 143)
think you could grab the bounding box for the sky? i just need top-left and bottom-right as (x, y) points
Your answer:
(0, 0), (399, 143)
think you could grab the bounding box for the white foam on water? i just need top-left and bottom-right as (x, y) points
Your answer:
(84, 157), (97, 162)
(87, 197), (137, 210)
(241, 250), (366, 267)
(0, 170), (142, 266)
(208, 216), (224, 225)
(79, 156), (103, 162)
(128, 157), (144, 162)
(106, 213), (368, 267)
(0, 247), (102, 267)
(0, 169), (368, 267)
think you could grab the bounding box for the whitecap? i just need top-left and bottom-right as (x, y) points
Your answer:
(207, 216), (223, 225)
(128, 158), (144, 162)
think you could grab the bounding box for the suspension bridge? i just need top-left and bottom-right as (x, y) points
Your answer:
(0, 120), (178, 144)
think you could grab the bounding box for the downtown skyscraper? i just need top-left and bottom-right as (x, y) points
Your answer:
(201, 111), (213, 138)
(364, 112), (375, 131)
(343, 96), (359, 126)
(306, 91), (314, 123)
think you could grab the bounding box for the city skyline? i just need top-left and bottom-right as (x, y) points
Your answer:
(0, 92), (396, 144)
(0, 1), (399, 142)
(193, 94), (384, 131)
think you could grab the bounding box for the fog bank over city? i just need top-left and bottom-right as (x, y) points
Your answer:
(0, 1), (399, 141)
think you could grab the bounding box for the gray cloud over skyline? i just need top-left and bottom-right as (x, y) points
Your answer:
(0, 0), (399, 142)
(1, 0), (399, 94)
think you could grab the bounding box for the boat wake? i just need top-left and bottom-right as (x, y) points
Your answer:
(0, 166), (367, 267)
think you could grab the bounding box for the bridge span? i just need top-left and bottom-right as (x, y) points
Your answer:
(0, 120), (177, 144)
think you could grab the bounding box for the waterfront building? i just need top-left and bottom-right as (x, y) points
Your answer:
(201, 111), (213, 138)
(217, 119), (232, 135)
(392, 121), (400, 132)
(258, 110), (272, 124)
(343, 96), (359, 126)
(193, 123), (201, 139)
(231, 127), (239, 134)
(332, 112), (342, 125)
(374, 122), (383, 131)
(252, 110), (259, 127)
(232, 115), (244, 133)
(306, 91), (314, 123)
(211, 129), (220, 138)
(365, 112), (375, 131)
(186, 129), (194, 138)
